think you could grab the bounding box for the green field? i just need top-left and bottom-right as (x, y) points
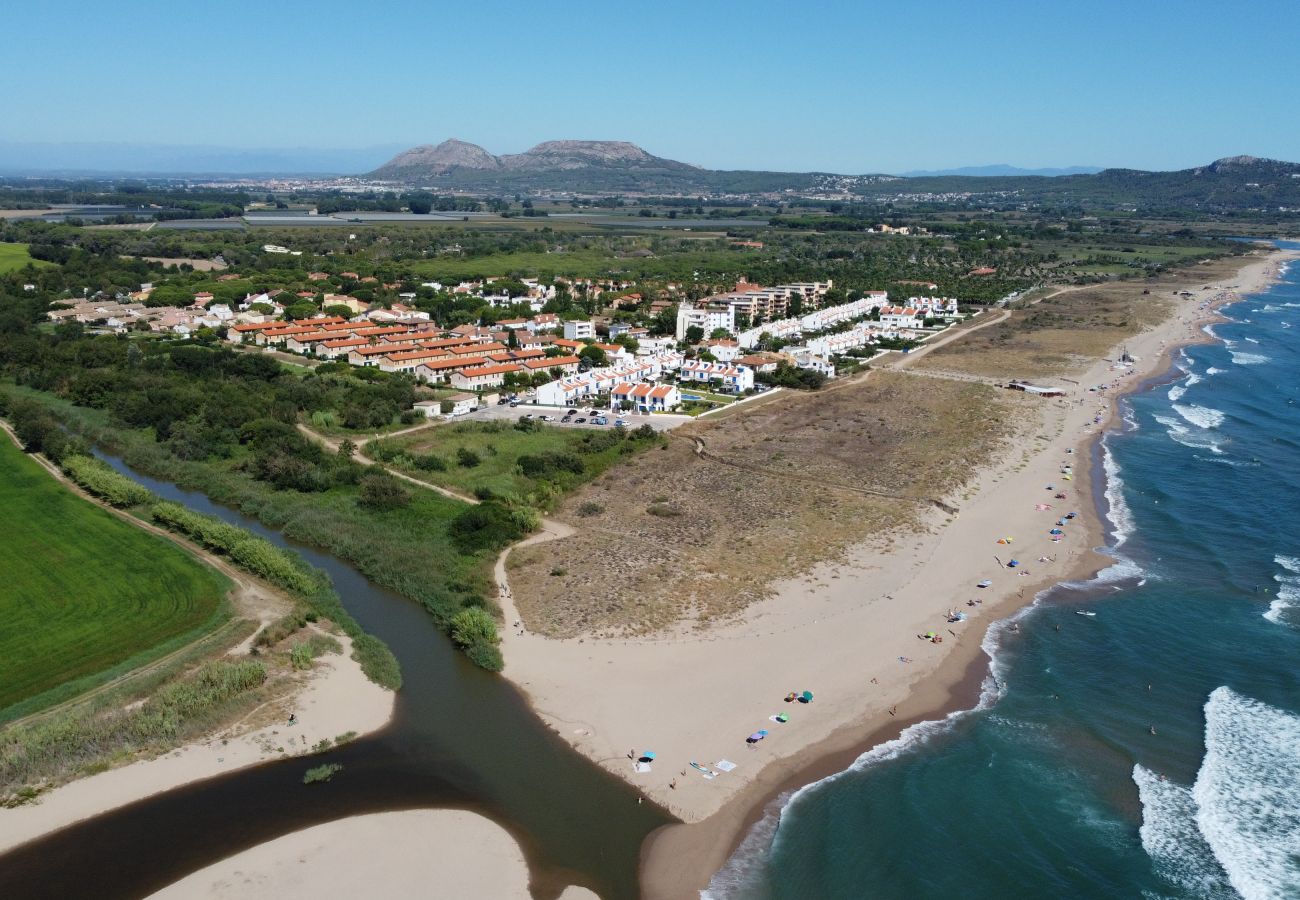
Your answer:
(0, 243), (50, 274)
(0, 438), (229, 717)
(370, 420), (653, 501)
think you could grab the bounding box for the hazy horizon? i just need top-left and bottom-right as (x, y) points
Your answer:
(5, 0), (1298, 176)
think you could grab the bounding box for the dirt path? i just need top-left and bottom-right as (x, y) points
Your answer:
(0, 421), (293, 730)
(295, 421), (480, 504)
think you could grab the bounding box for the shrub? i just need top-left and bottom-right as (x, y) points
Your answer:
(448, 501), (529, 553)
(413, 453), (446, 471)
(456, 447), (481, 468)
(303, 763), (343, 784)
(62, 455), (154, 507)
(576, 501), (605, 517)
(450, 607), (498, 647)
(358, 473), (411, 511)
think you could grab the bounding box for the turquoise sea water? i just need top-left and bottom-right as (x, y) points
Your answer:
(708, 243), (1300, 900)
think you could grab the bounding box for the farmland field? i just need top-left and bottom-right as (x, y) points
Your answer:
(0, 437), (229, 717)
(0, 242), (50, 274)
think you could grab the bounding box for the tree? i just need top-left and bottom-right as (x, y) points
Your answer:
(709, 327), (730, 340)
(323, 304), (355, 320)
(685, 325), (705, 344)
(338, 439), (356, 459)
(408, 197), (432, 215)
(578, 344), (607, 367)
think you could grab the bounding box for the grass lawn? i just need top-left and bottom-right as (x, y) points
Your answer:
(0, 438), (230, 717)
(0, 243), (51, 274)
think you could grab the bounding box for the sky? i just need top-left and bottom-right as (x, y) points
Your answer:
(4, 0), (1298, 174)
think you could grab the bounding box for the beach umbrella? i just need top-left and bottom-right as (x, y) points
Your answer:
(639, 751), (656, 761)
(775, 713), (790, 723)
(997, 538), (1008, 544)
(978, 580), (992, 588)
(1008, 559), (1019, 567)
(800, 690), (814, 703)
(747, 730), (769, 743)
(1050, 528), (1064, 535)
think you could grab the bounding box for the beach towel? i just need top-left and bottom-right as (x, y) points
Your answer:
(714, 760), (737, 772)
(634, 761), (652, 774)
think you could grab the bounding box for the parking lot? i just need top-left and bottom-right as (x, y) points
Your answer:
(464, 401), (693, 432)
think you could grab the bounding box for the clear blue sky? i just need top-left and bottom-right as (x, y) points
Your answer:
(5, 0), (1298, 173)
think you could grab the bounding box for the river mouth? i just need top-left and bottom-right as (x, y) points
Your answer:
(0, 452), (669, 900)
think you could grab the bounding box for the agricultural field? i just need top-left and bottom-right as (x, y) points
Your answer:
(0, 437), (230, 718)
(0, 242), (50, 273)
(367, 419), (660, 502)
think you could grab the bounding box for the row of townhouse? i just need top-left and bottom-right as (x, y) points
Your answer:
(533, 354), (684, 407)
(678, 361), (755, 393)
(735, 292), (891, 349)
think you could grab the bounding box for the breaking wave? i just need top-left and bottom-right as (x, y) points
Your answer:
(1192, 687), (1300, 900)
(1133, 766), (1234, 898)
(1173, 404), (1225, 430)
(1265, 555), (1300, 625)
(1102, 440), (1135, 546)
(1156, 414), (1224, 455)
(1231, 352), (1269, 366)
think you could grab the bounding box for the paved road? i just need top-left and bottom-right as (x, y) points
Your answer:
(463, 402), (693, 432)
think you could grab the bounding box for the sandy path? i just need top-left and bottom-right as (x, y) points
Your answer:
(146, 810), (598, 900)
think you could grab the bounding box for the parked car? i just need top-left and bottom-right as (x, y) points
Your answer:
(509, 400), (520, 408)
(567, 407), (579, 414)
(614, 418), (628, 427)
(574, 417), (586, 423)
(592, 417), (608, 425)
(497, 397), (510, 405)
(540, 415), (553, 422)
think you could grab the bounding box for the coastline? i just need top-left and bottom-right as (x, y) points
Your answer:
(486, 247), (1294, 899)
(0, 634), (395, 855)
(639, 247), (1299, 899)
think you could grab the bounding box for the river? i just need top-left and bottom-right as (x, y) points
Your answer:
(0, 455), (669, 900)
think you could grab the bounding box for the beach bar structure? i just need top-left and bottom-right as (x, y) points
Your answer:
(1004, 381), (1066, 398)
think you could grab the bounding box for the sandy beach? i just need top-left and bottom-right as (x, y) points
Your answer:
(493, 247), (1295, 898)
(0, 634), (394, 855)
(146, 810), (598, 900)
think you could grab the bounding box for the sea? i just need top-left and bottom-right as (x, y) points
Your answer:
(706, 242), (1300, 900)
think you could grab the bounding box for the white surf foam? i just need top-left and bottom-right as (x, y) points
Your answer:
(1193, 687), (1300, 900)
(1155, 414), (1224, 455)
(1264, 555), (1300, 625)
(1133, 765), (1235, 898)
(1102, 440), (1135, 547)
(1243, 336), (1261, 343)
(1173, 404), (1225, 430)
(1168, 383), (1187, 402)
(1230, 352), (1268, 366)
(1206, 367), (1225, 376)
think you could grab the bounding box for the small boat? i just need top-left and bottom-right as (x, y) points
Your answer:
(1076, 610), (1096, 617)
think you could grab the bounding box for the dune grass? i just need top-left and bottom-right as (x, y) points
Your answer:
(0, 438), (229, 718)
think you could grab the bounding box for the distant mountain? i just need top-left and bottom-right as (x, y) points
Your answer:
(367, 143), (1300, 213)
(369, 139), (707, 189)
(901, 164), (1103, 177)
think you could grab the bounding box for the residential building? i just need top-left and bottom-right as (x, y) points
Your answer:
(563, 320), (596, 340)
(678, 361), (755, 393)
(675, 302), (735, 340)
(450, 363), (521, 391)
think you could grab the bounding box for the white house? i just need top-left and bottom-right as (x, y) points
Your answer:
(678, 361), (755, 393)
(611, 382), (681, 413)
(415, 393), (478, 418)
(563, 320), (595, 340)
(701, 339), (740, 362)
